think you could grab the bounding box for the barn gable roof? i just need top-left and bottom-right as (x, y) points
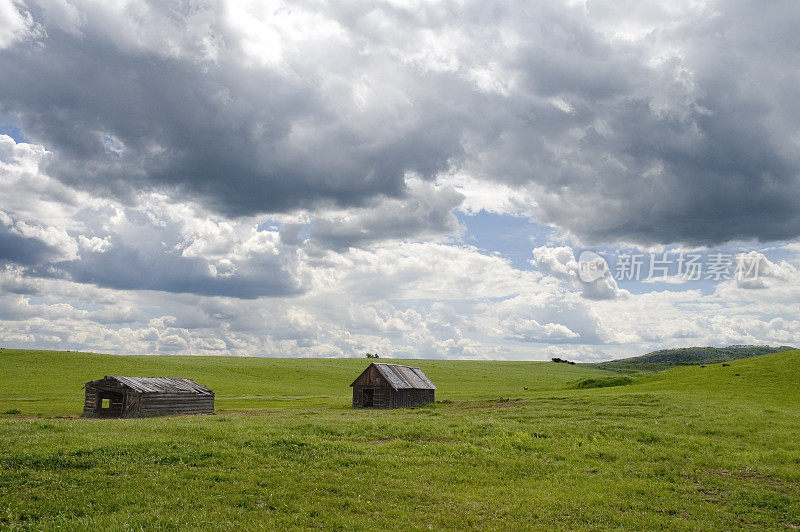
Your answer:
(93, 376), (213, 395)
(351, 363), (436, 390)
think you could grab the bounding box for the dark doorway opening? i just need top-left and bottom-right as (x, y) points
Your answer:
(362, 388), (374, 407)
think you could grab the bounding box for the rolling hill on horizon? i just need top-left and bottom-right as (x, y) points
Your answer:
(588, 344), (795, 372)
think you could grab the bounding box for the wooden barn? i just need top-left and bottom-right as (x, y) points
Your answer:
(351, 363), (436, 408)
(82, 376), (214, 418)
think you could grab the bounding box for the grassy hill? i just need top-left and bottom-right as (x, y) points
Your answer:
(1, 349), (798, 529)
(588, 344), (795, 373)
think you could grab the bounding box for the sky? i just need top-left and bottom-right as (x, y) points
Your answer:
(1, 0), (800, 360)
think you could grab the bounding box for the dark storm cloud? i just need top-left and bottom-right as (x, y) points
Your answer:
(0, 225), (56, 265)
(57, 241), (302, 299)
(0, 0), (467, 217)
(305, 181), (464, 250)
(445, 0), (800, 245)
(2, 0), (800, 246)
(5, 240), (303, 299)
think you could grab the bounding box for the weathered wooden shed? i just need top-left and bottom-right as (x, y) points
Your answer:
(82, 376), (214, 418)
(351, 363), (436, 408)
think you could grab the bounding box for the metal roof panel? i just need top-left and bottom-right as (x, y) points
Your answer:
(104, 376), (213, 395)
(372, 363), (436, 390)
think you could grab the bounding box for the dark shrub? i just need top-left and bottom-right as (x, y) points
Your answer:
(572, 376), (633, 389)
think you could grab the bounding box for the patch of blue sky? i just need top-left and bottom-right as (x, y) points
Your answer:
(386, 298), (486, 314)
(298, 222), (313, 241)
(456, 211), (555, 270)
(102, 135), (124, 152)
(257, 219), (312, 241)
(257, 219), (282, 232)
(26, 295), (104, 314)
(0, 113), (28, 143)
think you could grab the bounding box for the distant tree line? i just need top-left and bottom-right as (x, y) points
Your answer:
(551, 357), (576, 365)
(365, 353), (380, 358)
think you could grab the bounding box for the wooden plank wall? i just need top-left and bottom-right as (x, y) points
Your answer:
(373, 387), (387, 408)
(395, 388), (435, 408)
(139, 393), (215, 416)
(353, 385), (434, 409)
(83, 386), (97, 415)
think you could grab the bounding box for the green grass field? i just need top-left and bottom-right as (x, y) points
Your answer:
(1, 349), (799, 529)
